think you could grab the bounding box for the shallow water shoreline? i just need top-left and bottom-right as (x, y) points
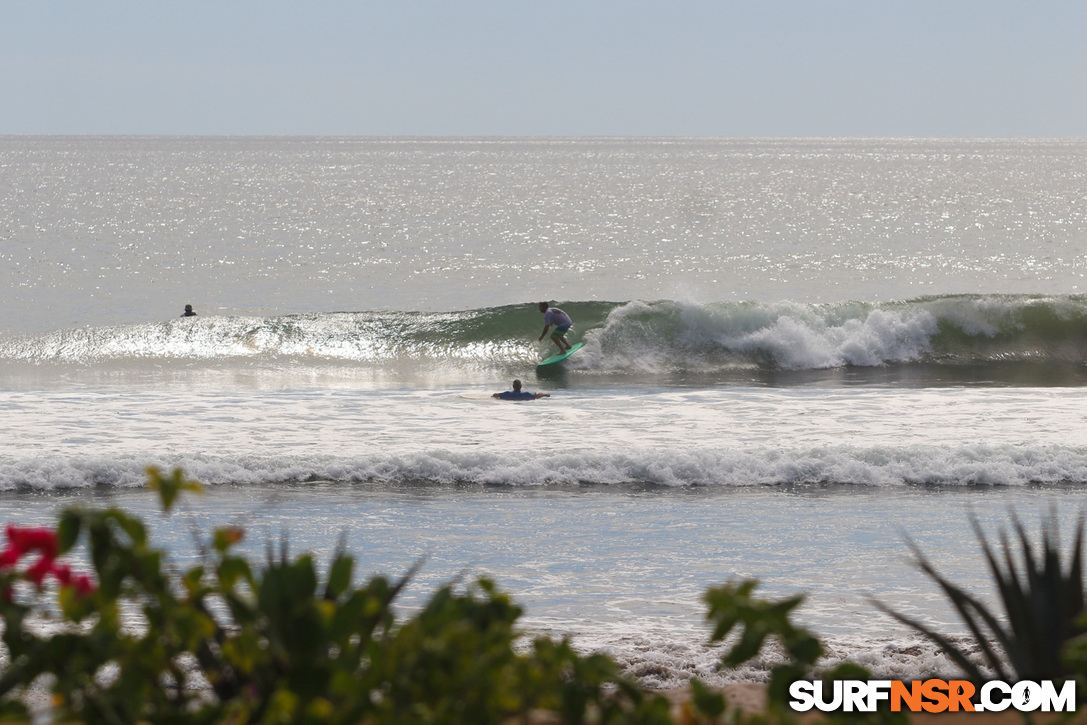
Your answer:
(0, 481), (1079, 686)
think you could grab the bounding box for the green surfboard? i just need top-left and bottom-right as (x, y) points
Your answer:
(537, 341), (584, 367)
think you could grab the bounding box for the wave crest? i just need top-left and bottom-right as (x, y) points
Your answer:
(3, 295), (1087, 376)
(4, 444), (1087, 490)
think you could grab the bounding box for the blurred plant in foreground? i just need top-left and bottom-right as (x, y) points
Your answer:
(0, 467), (677, 724)
(6, 467), (1043, 724)
(873, 511), (1086, 685)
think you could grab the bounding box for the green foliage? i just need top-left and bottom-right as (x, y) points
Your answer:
(0, 468), (674, 724)
(699, 581), (906, 725)
(3, 465), (985, 724)
(873, 510), (1087, 683)
(146, 466), (204, 514)
(703, 578), (824, 714)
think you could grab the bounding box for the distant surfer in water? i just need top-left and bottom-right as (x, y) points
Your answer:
(181, 304), (197, 317)
(493, 379), (550, 400)
(538, 302), (572, 354)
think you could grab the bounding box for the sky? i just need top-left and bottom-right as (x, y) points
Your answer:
(2, 0), (1086, 137)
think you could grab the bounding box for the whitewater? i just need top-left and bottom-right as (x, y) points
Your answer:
(2, 136), (1087, 685)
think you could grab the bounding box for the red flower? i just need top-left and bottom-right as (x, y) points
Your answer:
(1, 524), (94, 597)
(25, 556), (55, 588)
(51, 563), (72, 585)
(0, 547), (19, 569)
(6, 526), (58, 559)
(71, 575), (95, 597)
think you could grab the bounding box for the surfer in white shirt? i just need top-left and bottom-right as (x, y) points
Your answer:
(538, 302), (573, 354)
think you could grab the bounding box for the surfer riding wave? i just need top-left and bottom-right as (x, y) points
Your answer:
(538, 302), (573, 354)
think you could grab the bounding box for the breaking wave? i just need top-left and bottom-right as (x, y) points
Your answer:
(4, 443), (1087, 491)
(3, 295), (1087, 382)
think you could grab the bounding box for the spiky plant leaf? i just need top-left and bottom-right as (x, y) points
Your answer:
(876, 511), (1086, 682)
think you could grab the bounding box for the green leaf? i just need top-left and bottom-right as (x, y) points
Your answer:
(56, 510), (83, 553)
(875, 511), (1087, 682)
(217, 557), (252, 591)
(689, 677), (726, 718)
(325, 552), (353, 600)
(146, 466), (204, 513)
(213, 526), (245, 553)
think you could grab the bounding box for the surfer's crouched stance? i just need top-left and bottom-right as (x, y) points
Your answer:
(538, 301), (573, 354)
(493, 379), (550, 401)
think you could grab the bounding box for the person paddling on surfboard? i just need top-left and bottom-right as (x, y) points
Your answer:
(492, 379), (550, 400)
(538, 301), (573, 354)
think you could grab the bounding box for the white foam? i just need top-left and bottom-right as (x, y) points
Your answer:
(561, 631), (980, 688)
(727, 309), (938, 369)
(5, 443), (1087, 491)
(583, 300), (945, 372)
(3, 385), (1087, 490)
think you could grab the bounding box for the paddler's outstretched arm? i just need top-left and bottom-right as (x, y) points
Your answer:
(538, 324), (551, 341)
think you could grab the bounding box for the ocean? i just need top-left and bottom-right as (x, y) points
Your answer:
(2, 136), (1087, 686)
